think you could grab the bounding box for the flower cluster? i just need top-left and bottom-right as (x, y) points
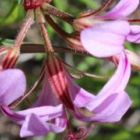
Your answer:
(0, 0), (140, 139)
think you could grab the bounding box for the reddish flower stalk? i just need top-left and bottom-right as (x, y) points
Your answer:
(79, 0), (114, 18)
(128, 19), (140, 22)
(42, 4), (74, 23)
(45, 14), (71, 38)
(45, 15), (84, 51)
(14, 12), (34, 49)
(36, 9), (54, 53)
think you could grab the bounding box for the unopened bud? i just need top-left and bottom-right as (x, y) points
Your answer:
(0, 47), (20, 69)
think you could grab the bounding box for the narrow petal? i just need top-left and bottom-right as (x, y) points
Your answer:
(20, 114), (50, 137)
(20, 113), (66, 137)
(1, 104), (67, 137)
(81, 91), (132, 122)
(104, 0), (139, 19)
(99, 53), (131, 96)
(66, 54), (131, 122)
(0, 69), (26, 105)
(127, 25), (140, 43)
(34, 79), (60, 107)
(81, 21), (130, 57)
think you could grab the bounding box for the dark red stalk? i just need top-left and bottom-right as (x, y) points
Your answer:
(128, 19), (140, 23)
(42, 4), (74, 23)
(79, 0), (114, 18)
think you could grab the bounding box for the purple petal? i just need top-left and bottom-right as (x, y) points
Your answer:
(1, 104), (67, 137)
(0, 69), (26, 105)
(99, 53), (131, 96)
(84, 91), (132, 122)
(81, 21), (130, 57)
(127, 25), (140, 43)
(34, 79), (60, 107)
(104, 0), (139, 19)
(66, 54), (131, 122)
(20, 113), (66, 137)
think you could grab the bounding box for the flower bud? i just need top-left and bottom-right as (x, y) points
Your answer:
(46, 54), (74, 110)
(0, 47), (20, 70)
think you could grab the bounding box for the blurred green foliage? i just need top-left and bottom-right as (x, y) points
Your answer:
(0, 0), (140, 140)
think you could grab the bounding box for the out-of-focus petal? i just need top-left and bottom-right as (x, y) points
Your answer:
(0, 69), (26, 106)
(1, 104), (67, 137)
(81, 21), (130, 57)
(127, 25), (140, 43)
(104, 0), (139, 19)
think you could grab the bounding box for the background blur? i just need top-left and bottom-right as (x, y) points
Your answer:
(0, 0), (140, 140)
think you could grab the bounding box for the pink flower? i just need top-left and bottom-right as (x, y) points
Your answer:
(0, 53), (132, 137)
(0, 47), (66, 137)
(1, 105), (66, 137)
(80, 0), (140, 57)
(1, 76), (67, 137)
(45, 54), (131, 123)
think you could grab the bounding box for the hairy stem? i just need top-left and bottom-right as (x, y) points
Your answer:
(80, 0), (114, 18)
(42, 4), (75, 23)
(14, 10), (34, 48)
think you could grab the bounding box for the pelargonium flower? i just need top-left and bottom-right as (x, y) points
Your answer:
(0, 48), (67, 137)
(46, 54), (131, 123)
(1, 75), (67, 137)
(78, 0), (140, 57)
(0, 52), (131, 137)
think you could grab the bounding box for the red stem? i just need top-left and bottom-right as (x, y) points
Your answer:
(80, 0), (114, 18)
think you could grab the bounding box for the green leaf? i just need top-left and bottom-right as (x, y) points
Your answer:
(0, 38), (14, 46)
(0, 2), (23, 27)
